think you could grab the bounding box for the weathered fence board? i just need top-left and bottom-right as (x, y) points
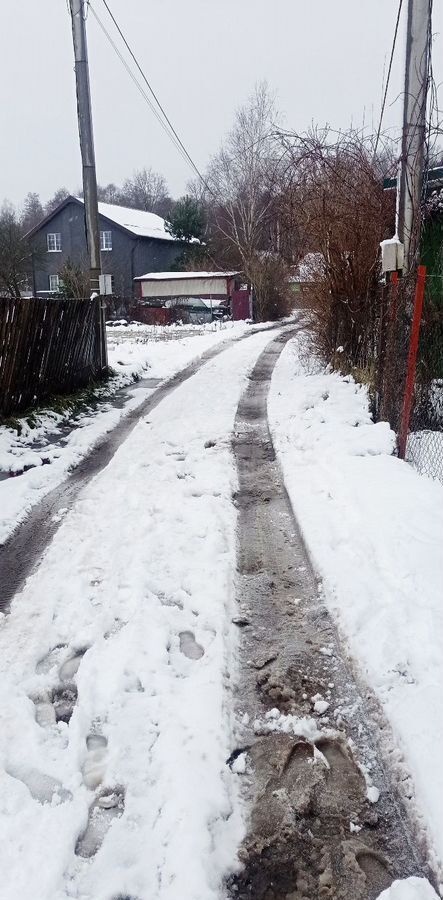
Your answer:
(0, 297), (104, 416)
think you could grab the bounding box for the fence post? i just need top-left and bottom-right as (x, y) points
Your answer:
(398, 265), (427, 459)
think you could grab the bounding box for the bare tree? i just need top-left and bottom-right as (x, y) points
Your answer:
(97, 183), (122, 204)
(21, 192), (45, 234)
(276, 127), (395, 366)
(45, 188), (71, 215)
(120, 167), (172, 215)
(59, 259), (90, 299)
(205, 83), (291, 319)
(0, 203), (36, 297)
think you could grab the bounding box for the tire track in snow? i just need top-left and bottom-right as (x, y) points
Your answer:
(0, 328), (282, 900)
(229, 331), (437, 899)
(0, 323), (282, 612)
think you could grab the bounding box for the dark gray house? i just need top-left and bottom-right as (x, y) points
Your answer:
(26, 196), (183, 300)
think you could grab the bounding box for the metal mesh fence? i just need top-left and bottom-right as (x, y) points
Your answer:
(406, 299), (443, 479)
(377, 272), (443, 483)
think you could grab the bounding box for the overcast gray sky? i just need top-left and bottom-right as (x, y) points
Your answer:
(1, 1), (442, 208)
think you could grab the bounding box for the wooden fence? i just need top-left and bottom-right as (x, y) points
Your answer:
(0, 297), (105, 417)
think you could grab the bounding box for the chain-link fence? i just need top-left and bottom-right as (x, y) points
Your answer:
(377, 270), (443, 483)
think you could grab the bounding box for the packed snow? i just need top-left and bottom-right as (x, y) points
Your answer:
(376, 878), (440, 900)
(0, 322), (248, 544)
(134, 270), (240, 281)
(268, 331), (443, 875)
(77, 197), (176, 241)
(0, 329), (276, 900)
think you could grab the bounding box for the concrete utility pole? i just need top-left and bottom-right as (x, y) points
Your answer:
(397, 0), (432, 272)
(69, 0), (107, 367)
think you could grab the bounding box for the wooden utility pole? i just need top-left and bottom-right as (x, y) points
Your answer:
(69, 0), (107, 368)
(397, 0), (432, 272)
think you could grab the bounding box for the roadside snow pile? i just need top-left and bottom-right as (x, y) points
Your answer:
(376, 878), (439, 899)
(0, 329), (275, 900)
(0, 323), (247, 545)
(268, 333), (443, 872)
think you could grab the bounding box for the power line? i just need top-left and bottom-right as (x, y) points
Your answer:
(91, 0), (214, 196)
(87, 5), (192, 170)
(373, 0), (404, 159)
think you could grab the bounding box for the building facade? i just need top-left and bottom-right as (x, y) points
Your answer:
(26, 197), (183, 300)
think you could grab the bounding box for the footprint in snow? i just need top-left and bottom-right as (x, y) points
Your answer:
(59, 648), (87, 681)
(34, 647), (87, 726)
(51, 683), (78, 723)
(82, 734), (108, 790)
(5, 765), (72, 804)
(75, 730), (125, 858)
(35, 644), (67, 675)
(179, 631), (205, 660)
(75, 787), (125, 858)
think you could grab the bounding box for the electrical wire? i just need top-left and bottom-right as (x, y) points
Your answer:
(90, 0), (215, 197)
(87, 5), (192, 169)
(373, 0), (404, 159)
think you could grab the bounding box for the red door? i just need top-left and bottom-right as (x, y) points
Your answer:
(231, 290), (250, 320)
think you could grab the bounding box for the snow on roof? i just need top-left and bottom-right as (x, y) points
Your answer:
(134, 270), (239, 281)
(76, 198), (175, 241)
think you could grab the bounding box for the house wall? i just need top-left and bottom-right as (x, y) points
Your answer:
(31, 201), (181, 299)
(139, 276), (229, 298)
(133, 239), (182, 282)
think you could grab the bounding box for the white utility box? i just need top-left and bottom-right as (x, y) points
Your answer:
(99, 274), (113, 295)
(380, 237), (404, 273)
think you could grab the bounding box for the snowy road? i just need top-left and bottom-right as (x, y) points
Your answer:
(0, 324), (274, 610)
(0, 328), (278, 900)
(0, 324), (440, 900)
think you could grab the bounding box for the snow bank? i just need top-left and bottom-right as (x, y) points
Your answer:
(376, 878), (439, 899)
(268, 333), (443, 872)
(0, 323), (247, 544)
(0, 329), (276, 900)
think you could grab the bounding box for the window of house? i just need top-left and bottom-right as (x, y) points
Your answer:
(100, 230), (112, 251)
(49, 274), (62, 292)
(47, 233), (62, 252)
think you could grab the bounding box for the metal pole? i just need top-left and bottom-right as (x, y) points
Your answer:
(69, 0), (107, 368)
(397, 0), (431, 272)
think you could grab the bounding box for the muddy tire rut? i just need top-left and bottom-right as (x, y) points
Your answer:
(229, 331), (436, 899)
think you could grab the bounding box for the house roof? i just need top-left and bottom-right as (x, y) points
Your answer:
(83, 199), (176, 241)
(134, 270), (240, 281)
(24, 195), (177, 242)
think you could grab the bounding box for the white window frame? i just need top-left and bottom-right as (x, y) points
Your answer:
(49, 274), (61, 292)
(47, 232), (62, 252)
(100, 230), (112, 251)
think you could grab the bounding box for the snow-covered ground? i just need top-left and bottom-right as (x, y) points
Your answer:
(268, 332), (443, 884)
(0, 329), (275, 900)
(377, 878), (439, 899)
(0, 322), (248, 544)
